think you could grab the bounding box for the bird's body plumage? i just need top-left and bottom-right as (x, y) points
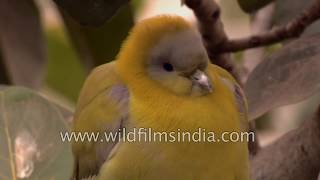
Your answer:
(72, 16), (249, 180)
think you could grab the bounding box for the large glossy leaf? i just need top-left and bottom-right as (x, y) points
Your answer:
(273, 0), (320, 36)
(61, 4), (134, 68)
(245, 35), (320, 120)
(54, 0), (129, 26)
(0, 87), (73, 179)
(237, 0), (274, 13)
(0, 0), (47, 88)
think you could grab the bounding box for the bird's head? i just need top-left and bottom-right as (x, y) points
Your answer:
(116, 15), (213, 97)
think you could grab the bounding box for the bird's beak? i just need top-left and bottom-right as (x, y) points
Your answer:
(190, 70), (213, 92)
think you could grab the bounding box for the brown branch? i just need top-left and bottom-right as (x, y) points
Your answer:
(184, 0), (239, 81)
(186, 0), (320, 54)
(216, 0), (320, 53)
(250, 104), (320, 180)
(184, 0), (227, 48)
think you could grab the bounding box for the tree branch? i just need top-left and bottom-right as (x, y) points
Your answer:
(184, 0), (239, 81)
(216, 0), (320, 53)
(186, 0), (320, 54)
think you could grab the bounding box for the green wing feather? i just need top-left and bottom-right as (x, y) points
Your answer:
(72, 62), (129, 179)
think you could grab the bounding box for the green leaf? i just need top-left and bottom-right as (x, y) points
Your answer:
(45, 29), (87, 102)
(0, 0), (46, 89)
(273, 0), (320, 36)
(61, 4), (134, 67)
(237, 0), (274, 13)
(244, 35), (320, 120)
(45, 4), (133, 102)
(0, 87), (73, 179)
(54, 0), (129, 26)
(131, 0), (146, 13)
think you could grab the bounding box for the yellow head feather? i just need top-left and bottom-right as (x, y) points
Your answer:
(116, 15), (192, 85)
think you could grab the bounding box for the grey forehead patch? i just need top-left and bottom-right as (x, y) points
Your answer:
(150, 29), (208, 70)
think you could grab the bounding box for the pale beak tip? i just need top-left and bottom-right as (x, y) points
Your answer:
(191, 70), (213, 93)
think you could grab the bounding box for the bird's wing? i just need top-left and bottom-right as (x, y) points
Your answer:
(72, 62), (129, 179)
(209, 64), (249, 132)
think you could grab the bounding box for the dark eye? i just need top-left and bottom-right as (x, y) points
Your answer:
(162, 62), (174, 72)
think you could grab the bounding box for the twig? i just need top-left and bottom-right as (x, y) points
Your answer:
(215, 0), (320, 53)
(250, 105), (320, 180)
(186, 0), (320, 54)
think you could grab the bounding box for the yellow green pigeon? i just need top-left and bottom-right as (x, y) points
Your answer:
(72, 15), (249, 180)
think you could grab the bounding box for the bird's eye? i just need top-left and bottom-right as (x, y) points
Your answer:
(162, 62), (174, 72)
